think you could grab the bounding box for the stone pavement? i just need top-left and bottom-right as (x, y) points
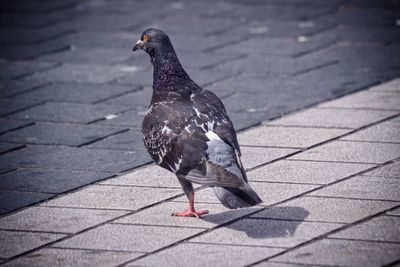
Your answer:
(0, 79), (399, 266)
(1, 0), (400, 216)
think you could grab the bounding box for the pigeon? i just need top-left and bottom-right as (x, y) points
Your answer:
(132, 28), (262, 218)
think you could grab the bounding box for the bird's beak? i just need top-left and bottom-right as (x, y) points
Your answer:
(132, 39), (144, 51)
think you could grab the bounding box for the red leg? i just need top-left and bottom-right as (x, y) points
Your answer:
(172, 191), (209, 218)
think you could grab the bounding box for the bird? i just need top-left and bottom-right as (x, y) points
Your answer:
(132, 28), (262, 218)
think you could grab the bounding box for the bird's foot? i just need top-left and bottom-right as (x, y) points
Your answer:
(172, 209), (209, 219)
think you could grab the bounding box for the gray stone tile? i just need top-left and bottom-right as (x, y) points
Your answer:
(3, 248), (142, 267)
(173, 182), (317, 206)
(55, 224), (202, 252)
(0, 60), (56, 80)
(0, 120), (32, 135)
(0, 206), (128, 234)
(238, 126), (349, 148)
(130, 243), (283, 267)
(87, 128), (145, 151)
(0, 123), (126, 146)
(387, 207), (400, 216)
(0, 168), (112, 193)
(15, 82), (138, 104)
(0, 143), (23, 154)
(254, 262), (317, 267)
(191, 218), (342, 248)
(0, 145), (150, 172)
(100, 165), (181, 188)
(248, 160), (374, 184)
(24, 64), (132, 84)
(273, 239), (400, 267)
(0, 167), (14, 175)
(341, 121), (400, 143)
(309, 176), (400, 201)
(42, 185), (182, 210)
(252, 196), (398, 223)
(330, 215), (400, 242)
(0, 98), (42, 116)
(240, 146), (299, 169)
(114, 202), (258, 229)
(363, 161), (400, 178)
(370, 78), (400, 92)
(0, 79), (47, 98)
(291, 141), (400, 164)
(98, 86), (152, 107)
(7, 102), (129, 124)
(319, 91), (400, 110)
(95, 109), (145, 128)
(268, 107), (398, 129)
(0, 190), (53, 215)
(0, 230), (65, 259)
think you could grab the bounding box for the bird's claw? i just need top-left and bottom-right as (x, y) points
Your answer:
(172, 209), (209, 219)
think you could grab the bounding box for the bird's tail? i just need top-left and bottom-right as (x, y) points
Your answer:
(213, 183), (263, 209)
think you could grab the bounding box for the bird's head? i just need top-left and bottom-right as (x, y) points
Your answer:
(132, 28), (173, 58)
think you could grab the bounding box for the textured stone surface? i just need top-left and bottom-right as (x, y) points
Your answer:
(252, 196), (398, 223)
(309, 176), (400, 201)
(42, 185), (182, 210)
(248, 160), (374, 184)
(330, 215), (400, 242)
(291, 141), (400, 164)
(273, 239), (400, 267)
(191, 218), (342, 248)
(238, 126), (349, 148)
(240, 146), (299, 169)
(3, 248), (142, 267)
(0, 230), (65, 258)
(341, 121), (400, 143)
(55, 224), (202, 252)
(269, 107), (398, 129)
(0, 206), (128, 233)
(370, 78), (400, 92)
(363, 161), (400, 178)
(130, 243), (283, 267)
(0, 190), (53, 215)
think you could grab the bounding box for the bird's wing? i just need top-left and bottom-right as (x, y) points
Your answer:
(142, 98), (245, 187)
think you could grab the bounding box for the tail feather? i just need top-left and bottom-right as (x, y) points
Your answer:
(213, 183), (263, 209)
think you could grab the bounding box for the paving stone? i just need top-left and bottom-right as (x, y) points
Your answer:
(24, 64), (132, 84)
(42, 185), (182, 210)
(0, 79), (47, 98)
(238, 126), (349, 148)
(38, 47), (132, 65)
(87, 129), (144, 151)
(0, 206), (128, 234)
(0, 60), (56, 80)
(95, 109), (146, 128)
(173, 182), (317, 206)
(0, 42), (70, 61)
(387, 207), (400, 216)
(55, 224), (202, 252)
(330, 215), (400, 242)
(113, 69), (153, 87)
(130, 242), (283, 267)
(0, 230), (65, 259)
(0, 146), (150, 172)
(0, 123), (126, 146)
(252, 196), (398, 223)
(97, 86), (152, 107)
(0, 168), (112, 194)
(268, 107), (398, 129)
(309, 176), (400, 201)
(7, 102), (129, 123)
(114, 202), (257, 229)
(319, 91), (400, 110)
(248, 160), (374, 184)
(0, 190), (53, 215)
(2, 248), (142, 267)
(0, 167), (14, 175)
(0, 120), (32, 135)
(0, 98), (43, 116)
(273, 239), (400, 267)
(291, 141), (400, 164)
(100, 165), (181, 188)
(253, 261), (318, 267)
(0, 143), (23, 154)
(240, 146), (299, 169)
(191, 218), (342, 248)
(363, 161), (400, 178)
(14, 82), (139, 104)
(370, 78), (400, 92)
(341, 121), (400, 143)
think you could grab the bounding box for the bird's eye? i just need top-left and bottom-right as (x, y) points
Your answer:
(143, 34), (150, 42)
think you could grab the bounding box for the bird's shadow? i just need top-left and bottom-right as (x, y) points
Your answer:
(201, 206), (309, 239)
